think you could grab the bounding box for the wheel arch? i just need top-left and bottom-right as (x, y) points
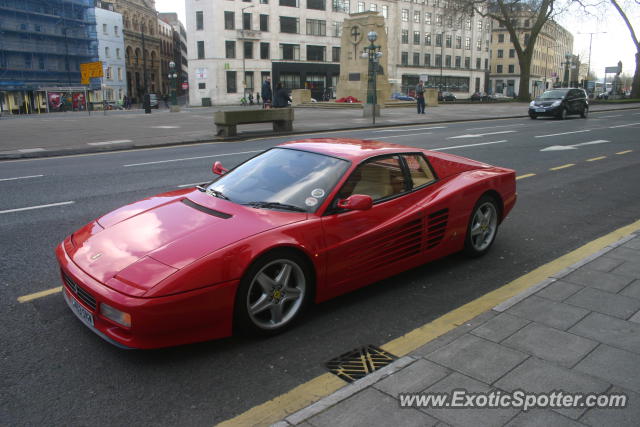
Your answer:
(479, 189), (505, 223)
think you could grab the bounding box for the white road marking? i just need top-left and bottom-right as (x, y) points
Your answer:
(373, 126), (446, 132)
(381, 132), (433, 139)
(534, 129), (592, 138)
(609, 122), (640, 128)
(88, 139), (132, 146)
(151, 126), (180, 129)
(0, 201), (74, 215)
(18, 148), (45, 153)
(177, 182), (205, 188)
(449, 130), (517, 139)
(598, 115), (623, 118)
(123, 150), (263, 167)
(465, 124), (525, 131)
(430, 140), (508, 151)
(540, 139), (610, 151)
(0, 174), (44, 182)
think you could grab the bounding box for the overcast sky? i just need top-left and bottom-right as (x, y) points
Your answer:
(154, 0), (638, 79)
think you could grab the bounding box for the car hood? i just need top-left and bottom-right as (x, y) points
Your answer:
(68, 189), (307, 292)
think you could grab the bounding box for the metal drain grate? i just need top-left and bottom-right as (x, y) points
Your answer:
(326, 345), (397, 383)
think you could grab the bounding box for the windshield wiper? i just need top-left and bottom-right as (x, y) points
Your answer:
(243, 201), (306, 212)
(205, 188), (230, 200)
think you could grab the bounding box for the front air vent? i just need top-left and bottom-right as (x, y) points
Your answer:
(181, 199), (232, 219)
(62, 271), (97, 311)
(426, 208), (449, 249)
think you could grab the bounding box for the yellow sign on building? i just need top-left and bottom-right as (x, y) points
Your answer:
(80, 61), (104, 85)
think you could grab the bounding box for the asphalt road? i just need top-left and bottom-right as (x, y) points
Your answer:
(1, 109), (639, 426)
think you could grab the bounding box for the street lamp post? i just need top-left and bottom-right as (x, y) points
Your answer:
(562, 53), (572, 88)
(168, 61), (180, 112)
(362, 31), (382, 125)
(240, 5), (254, 98)
(577, 31), (606, 94)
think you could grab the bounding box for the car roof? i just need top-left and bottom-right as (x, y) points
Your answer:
(278, 138), (424, 162)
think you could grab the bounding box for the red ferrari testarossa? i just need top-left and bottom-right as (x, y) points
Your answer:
(56, 139), (516, 348)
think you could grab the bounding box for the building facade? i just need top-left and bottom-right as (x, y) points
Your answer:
(0, 0), (99, 114)
(95, 1), (127, 102)
(158, 17), (174, 97)
(110, 0), (161, 102)
(185, 0), (492, 106)
(159, 13), (189, 97)
(489, 16), (573, 98)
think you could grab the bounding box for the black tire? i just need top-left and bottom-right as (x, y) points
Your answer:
(463, 195), (500, 258)
(558, 107), (567, 120)
(529, 113), (537, 120)
(234, 250), (313, 336)
(580, 106), (588, 118)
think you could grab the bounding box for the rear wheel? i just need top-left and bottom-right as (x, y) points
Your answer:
(234, 251), (312, 335)
(464, 195), (500, 257)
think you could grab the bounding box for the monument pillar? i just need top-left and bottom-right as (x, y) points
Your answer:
(336, 12), (391, 108)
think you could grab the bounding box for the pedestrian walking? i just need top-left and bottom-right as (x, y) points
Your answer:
(262, 77), (273, 109)
(256, 92), (261, 104)
(416, 80), (426, 114)
(272, 82), (291, 108)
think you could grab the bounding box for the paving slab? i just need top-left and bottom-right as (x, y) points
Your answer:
(504, 409), (585, 427)
(620, 280), (640, 300)
(534, 280), (583, 302)
(561, 269), (635, 293)
(622, 237), (640, 250)
(501, 323), (598, 368)
(565, 287), (640, 320)
(494, 357), (610, 419)
(582, 256), (625, 273)
(470, 312), (530, 343)
(573, 344), (640, 394)
(629, 310), (640, 324)
(580, 387), (639, 427)
(611, 260), (640, 278)
(604, 246), (640, 263)
(374, 358), (450, 398)
(420, 372), (519, 427)
(426, 334), (528, 384)
(568, 312), (640, 355)
(505, 295), (589, 330)
(306, 387), (439, 427)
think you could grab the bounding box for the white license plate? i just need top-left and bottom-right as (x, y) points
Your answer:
(536, 108), (545, 113)
(67, 292), (94, 327)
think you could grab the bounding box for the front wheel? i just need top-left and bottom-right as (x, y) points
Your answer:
(558, 107), (567, 120)
(234, 251), (312, 335)
(529, 113), (537, 120)
(580, 106), (588, 118)
(464, 195), (500, 257)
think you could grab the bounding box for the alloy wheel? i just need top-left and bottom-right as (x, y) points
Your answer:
(469, 202), (498, 252)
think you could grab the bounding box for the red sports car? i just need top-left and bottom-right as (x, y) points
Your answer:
(56, 139), (516, 349)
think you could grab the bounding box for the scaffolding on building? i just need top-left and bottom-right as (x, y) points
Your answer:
(0, 0), (99, 114)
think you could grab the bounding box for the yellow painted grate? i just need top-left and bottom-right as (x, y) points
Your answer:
(326, 345), (397, 383)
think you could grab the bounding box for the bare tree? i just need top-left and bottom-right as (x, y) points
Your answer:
(610, 0), (640, 97)
(457, 0), (561, 101)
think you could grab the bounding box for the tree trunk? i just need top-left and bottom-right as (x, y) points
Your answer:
(632, 52), (640, 99)
(517, 56), (533, 102)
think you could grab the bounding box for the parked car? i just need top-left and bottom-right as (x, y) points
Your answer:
(438, 91), (457, 101)
(56, 139), (516, 348)
(391, 92), (416, 101)
(488, 93), (509, 100)
(470, 92), (489, 101)
(148, 93), (159, 109)
(529, 88), (588, 120)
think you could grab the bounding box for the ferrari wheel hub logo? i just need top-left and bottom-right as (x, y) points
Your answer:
(272, 289), (283, 301)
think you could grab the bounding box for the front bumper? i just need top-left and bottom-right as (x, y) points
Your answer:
(56, 238), (238, 349)
(529, 105), (562, 117)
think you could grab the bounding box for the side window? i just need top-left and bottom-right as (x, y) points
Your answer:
(337, 156), (407, 202)
(404, 154), (436, 188)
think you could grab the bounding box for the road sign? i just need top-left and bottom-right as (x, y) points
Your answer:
(605, 65), (621, 74)
(80, 61), (103, 85)
(181, 82), (189, 90)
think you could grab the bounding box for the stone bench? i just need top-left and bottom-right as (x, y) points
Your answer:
(214, 108), (294, 137)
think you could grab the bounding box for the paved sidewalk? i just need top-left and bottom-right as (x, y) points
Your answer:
(1, 102), (639, 160)
(274, 232), (640, 427)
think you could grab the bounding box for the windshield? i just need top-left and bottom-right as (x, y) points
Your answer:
(206, 148), (350, 212)
(539, 90), (568, 100)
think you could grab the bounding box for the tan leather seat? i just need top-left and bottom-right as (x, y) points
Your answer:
(351, 165), (393, 200)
